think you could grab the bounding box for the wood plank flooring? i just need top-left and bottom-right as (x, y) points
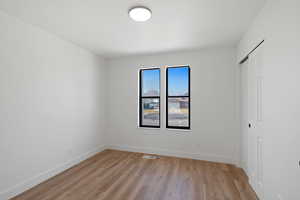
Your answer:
(11, 150), (258, 200)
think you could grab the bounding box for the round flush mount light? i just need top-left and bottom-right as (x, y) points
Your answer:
(129, 6), (152, 22)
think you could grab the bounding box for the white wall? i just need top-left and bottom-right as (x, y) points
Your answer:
(0, 11), (107, 199)
(238, 1), (300, 199)
(107, 47), (240, 165)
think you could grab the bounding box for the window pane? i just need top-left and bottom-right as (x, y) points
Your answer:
(167, 67), (189, 96)
(142, 69), (160, 96)
(141, 98), (160, 126)
(168, 97), (189, 127)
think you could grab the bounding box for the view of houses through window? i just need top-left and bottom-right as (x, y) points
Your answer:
(139, 68), (160, 127)
(167, 66), (190, 129)
(167, 97), (189, 127)
(139, 66), (190, 129)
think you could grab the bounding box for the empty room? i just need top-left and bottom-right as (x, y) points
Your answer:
(0, 0), (299, 199)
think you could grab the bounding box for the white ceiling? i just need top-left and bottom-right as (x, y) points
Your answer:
(0, 0), (265, 58)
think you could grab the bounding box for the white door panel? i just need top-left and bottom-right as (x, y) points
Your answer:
(240, 61), (248, 173)
(241, 43), (264, 199)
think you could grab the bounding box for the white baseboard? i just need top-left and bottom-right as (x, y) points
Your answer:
(0, 145), (106, 200)
(108, 145), (235, 165)
(241, 160), (248, 173)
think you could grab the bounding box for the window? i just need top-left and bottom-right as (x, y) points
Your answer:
(166, 66), (190, 129)
(139, 68), (160, 128)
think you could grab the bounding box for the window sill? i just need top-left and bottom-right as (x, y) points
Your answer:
(137, 126), (161, 130)
(136, 126), (192, 133)
(137, 126), (161, 135)
(166, 128), (192, 132)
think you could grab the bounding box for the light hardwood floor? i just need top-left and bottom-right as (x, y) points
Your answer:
(11, 150), (257, 200)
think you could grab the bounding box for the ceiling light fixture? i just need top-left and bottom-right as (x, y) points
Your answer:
(129, 6), (152, 22)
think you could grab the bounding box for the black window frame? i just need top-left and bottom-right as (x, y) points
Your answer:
(139, 68), (161, 128)
(166, 66), (191, 130)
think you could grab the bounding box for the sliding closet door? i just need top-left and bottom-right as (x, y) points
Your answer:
(241, 59), (249, 174)
(247, 44), (264, 199)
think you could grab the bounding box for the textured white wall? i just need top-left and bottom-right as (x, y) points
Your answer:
(238, 1), (300, 199)
(0, 11), (107, 199)
(107, 48), (240, 165)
